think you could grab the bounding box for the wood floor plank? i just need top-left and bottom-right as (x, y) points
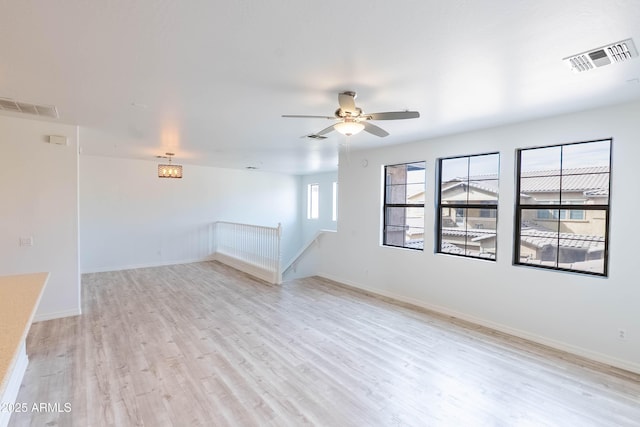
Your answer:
(7, 261), (640, 426)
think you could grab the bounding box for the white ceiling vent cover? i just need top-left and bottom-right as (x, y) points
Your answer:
(563, 38), (638, 72)
(0, 97), (59, 118)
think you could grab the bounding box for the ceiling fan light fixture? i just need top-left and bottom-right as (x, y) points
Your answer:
(334, 121), (365, 136)
(283, 91), (419, 138)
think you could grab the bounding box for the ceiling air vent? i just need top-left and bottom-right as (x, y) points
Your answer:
(563, 38), (638, 73)
(0, 97), (59, 118)
(305, 134), (328, 140)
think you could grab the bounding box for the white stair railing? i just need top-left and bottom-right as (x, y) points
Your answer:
(210, 221), (282, 284)
(282, 229), (336, 281)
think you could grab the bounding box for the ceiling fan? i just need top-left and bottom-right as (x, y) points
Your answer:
(282, 91), (420, 138)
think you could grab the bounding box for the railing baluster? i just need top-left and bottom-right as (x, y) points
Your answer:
(210, 221), (282, 284)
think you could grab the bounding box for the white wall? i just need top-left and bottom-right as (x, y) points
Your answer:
(300, 172), (338, 246)
(318, 100), (640, 373)
(0, 116), (80, 320)
(80, 154), (302, 273)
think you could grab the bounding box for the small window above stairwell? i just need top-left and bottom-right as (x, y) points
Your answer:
(307, 183), (319, 219)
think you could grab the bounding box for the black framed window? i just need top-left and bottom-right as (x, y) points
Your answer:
(514, 139), (611, 276)
(383, 162), (425, 250)
(437, 153), (499, 260)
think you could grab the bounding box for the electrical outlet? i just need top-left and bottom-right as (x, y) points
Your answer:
(618, 329), (627, 340)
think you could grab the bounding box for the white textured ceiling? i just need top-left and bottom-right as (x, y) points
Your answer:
(1, 1), (639, 174)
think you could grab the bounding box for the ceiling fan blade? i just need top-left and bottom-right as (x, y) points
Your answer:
(282, 114), (336, 119)
(363, 122), (389, 137)
(338, 92), (357, 114)
(316, 124), (337, 136)
(366, 111), (420, 120)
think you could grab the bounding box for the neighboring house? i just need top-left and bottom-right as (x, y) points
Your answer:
(440, 174), (500, 257)
(516, 166), (608, 271)
(518, 166), (609, 236)
(432, 166), (608, 266)
(396, 166), (609, 269)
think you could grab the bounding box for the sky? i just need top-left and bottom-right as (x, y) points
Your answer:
(438, 140), (610, 181)
(520, 139), (610, 171)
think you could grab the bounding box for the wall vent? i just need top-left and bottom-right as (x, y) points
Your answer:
(0, 97), (59, 118)
(563, 38), (638, 73)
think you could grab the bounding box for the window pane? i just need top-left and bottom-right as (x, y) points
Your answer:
(518, 214), (560, 268)
(469, 153), (499, 176)
(311, 184), (319, 218)
(384, 224), (407, 247)
(438, 153), (499, 261)
(520, 146), (561, 173)
(556, 215), (606, 273)
(385, 207), (407, 227)
(561, 173), (609, 204)
(406, 183), (425, 203)
(406, 162), (426, 184)
(307, 184), (319, 219)
(518, 208), (607, 272)
(440, 206), (457, 227)
(385, 206), (424, 248)
(386, 164), (407, 185)
(406, 204), (425, 246)
(515, 140), (610, 276)
(384, 162), (425, 250)
(386, 182), (425, 205)
(469, 178), (499, 203)
(563, 253), (605, 274)
(440, 210), (497, 259)
(467, 208), (497, 230)
(441, 155), (499, 205)
(565, 211), (606, 239)
(441, 157), (468, 181)
(471, 227), (497, 259)
(519, 175), (561, 204)
(561, 140), (611, 171)
(440, 239), (466, 255)
(440, 207), (467, 255)
(441, 180), (468, 205)
(332, 182), (338, 221)
(469, 217), (497, 259)
(386, 184), (407, 204)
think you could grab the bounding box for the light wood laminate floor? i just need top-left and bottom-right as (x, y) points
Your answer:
(8, 261), (640, 426)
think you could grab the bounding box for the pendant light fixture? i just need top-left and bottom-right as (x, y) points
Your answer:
(157, 152), (183, 178)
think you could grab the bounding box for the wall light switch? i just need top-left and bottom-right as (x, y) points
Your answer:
(19, 236), (34, 247)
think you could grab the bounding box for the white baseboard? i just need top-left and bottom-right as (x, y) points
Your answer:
(318, 272), (640, 375)
(80, 257), (215, 274)
(0, 343), (29, 427)
(213, 253), (279, 284)
(33, 307), (81, 323)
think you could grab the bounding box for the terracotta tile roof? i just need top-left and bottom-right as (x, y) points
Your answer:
(520, 166), (609, 193)
(441, 227), (496, 241)
(443, 166), (609, 195)
(520, 223), (604, 251)
(444, 180), (499, 194)
(440, 241), (464, 253)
